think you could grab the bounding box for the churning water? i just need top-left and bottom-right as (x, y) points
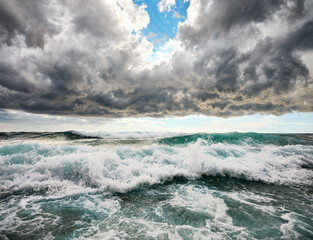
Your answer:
(0, 131), (312, 239)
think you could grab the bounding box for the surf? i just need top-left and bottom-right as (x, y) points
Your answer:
(0, 132), (312, 239)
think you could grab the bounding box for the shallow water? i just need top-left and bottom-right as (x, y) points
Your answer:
(0, 132), (312, 239)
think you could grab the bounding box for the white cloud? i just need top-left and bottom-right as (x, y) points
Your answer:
(116, 0), (150, 33)
(146, 32), (157, 38)
(173, 11), (185, 19)
(157, 0), (176, 13)
(147, 39), (179, 65)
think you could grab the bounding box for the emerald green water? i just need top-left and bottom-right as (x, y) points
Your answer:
(0, 132), (312, 239)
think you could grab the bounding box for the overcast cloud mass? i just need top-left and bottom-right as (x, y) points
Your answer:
(0, 0), (312, 117)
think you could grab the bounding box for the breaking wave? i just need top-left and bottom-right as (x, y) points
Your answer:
(1, 132), (313, 239)
(1, 134), (312, 198)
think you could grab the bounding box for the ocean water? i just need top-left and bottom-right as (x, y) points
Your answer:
(0, 131), (312, 240)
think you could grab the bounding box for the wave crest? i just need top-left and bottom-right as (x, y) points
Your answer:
(1, 139), (312, 197)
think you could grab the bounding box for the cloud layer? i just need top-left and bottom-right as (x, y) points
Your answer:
(0, 0), (312, 117)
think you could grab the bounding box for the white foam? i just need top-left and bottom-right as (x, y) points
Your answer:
(0, 140), (312, 198)
(141, 184), (251, 239)
(280, 213), (300, 239)
(1, 137), (312, 240)
(75, 131), (181, 139)
(170, 185), (232, 225)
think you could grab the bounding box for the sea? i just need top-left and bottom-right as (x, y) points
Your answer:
(0, 131), (312, 240)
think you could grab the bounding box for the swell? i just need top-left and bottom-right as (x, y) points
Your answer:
(157, 132), (313, 146)
(1, 131), (313, 146)
(0, 131), (101, 141)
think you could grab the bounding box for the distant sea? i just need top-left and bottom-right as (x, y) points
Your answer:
(0, 131), (312, 239)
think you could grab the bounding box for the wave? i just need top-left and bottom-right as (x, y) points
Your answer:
(75, 131), (180, 139)
(0, 131), (180, 142)
(1, 139), (312, 198)
(157, 132), (313, 146)
(0, 131), (101, 141)
(1, 131), (313, 146)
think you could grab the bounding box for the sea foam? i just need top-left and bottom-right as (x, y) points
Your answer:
(1, 138), (312, 198)
(0, 132), (312, 239)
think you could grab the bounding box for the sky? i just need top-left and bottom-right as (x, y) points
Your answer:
(0, 0), (312, 133)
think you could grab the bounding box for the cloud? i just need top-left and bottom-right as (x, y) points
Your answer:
(158, 0), (176, 13)
(171, 0), (313, 116)
(146, 32), (157, 38)
(0, 0), (312, 118)
(173, 11), (185, 19)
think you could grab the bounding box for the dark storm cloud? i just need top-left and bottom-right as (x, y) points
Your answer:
(242, 43), (309, 95)
(178, 0), (284, 48)
(243, 19), (312, 95)
(284, 20), (313, 51)
(0, 1), (25, 45)
(0, 0), (312, 118)
(0, 0), (58, 48)
(47, 62), (85, 92)
(0, 65), (35, 93)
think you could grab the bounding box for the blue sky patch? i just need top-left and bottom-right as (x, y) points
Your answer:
(137, 0), (190, 47)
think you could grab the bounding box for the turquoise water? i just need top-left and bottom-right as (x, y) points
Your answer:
(0, 132), (312, 239)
